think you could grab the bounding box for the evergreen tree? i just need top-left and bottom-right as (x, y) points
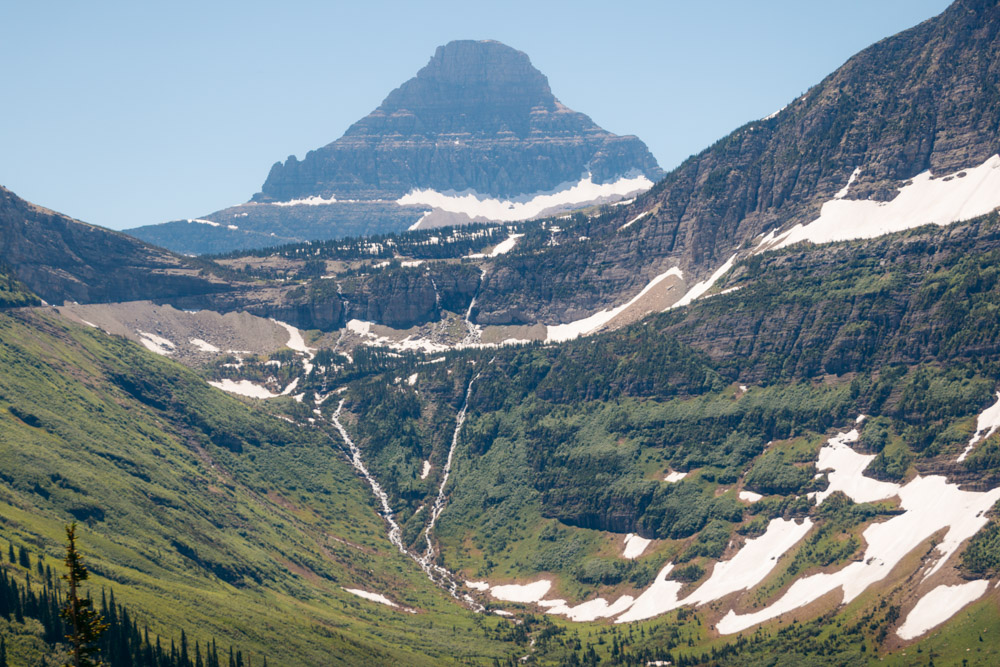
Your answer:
(0, 635), (7, 667)
(60, 522), (108, 667)
(19, 545), (30, 569)
(7, 542), (13, 564)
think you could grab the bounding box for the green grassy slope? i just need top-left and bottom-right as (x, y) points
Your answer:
(0, 310), (528, 665)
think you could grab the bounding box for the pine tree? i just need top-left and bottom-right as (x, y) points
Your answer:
(0, 635), (7, 667)
(6, 543), (13, 563)
(18, 545), (30, 569)
(60, 522), (108, 667)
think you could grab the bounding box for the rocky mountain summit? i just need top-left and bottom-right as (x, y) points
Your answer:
(127, 40), (662, 255)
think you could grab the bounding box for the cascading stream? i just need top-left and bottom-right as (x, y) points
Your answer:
(421, 371), (480, 563)
(330, 395), (484, 611)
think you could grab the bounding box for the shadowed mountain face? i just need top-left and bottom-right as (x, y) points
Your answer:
(126, 40), (662, 254)
(0, 185), (228, 305)
(256, 40), (663, 202)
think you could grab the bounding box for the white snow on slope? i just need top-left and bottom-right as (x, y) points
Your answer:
(834, 167), (861, 199)
(491, 580), (552, 603)
(271, 319), (315, 374)
(137, 331), (175, 356)
(190, 338), (220, 353)
(343, 588), (415, 612)
(896, 580), (989, 640)
(546, 267), (683, 342)
(407, 372), (419, 386)
(344, 588), (398, 607)
(717, 427), (1000, 635)
(397, 173), (653, 223)
(775, 154), (1000, 249)
(809, 428), (900, 504)
(670, 254), (737, 309)
(490, 233), (524, 256)
(543, 595), (637, 622)
(663, 470), (688, 483)
(208, 379), (279, 399)
(958, 391), (1000, 462)
(272, 195), (338, 206)
(739, 491), (763, 503)
(620, 211), (650, 230)
(187, 218), (220, 227)
(622, 534), (651, 560)
(466, 580), (490, 591)
(616, 518), (812, 623)
(420, 460), (432, 480)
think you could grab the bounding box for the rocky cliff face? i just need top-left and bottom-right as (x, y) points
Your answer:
(256, 40), (662, 202)
(127, 40), (662, 254)
(0, 185), (228, 305)
(472, 0), (1000, 324)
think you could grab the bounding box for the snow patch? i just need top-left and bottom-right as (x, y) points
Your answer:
(663, 470), (687, 483)
(490, 233), (524, 256)
(717, 425), (1000, 634)
(622, 533), (651, 560)
(407, 372), (419, 386)
(208, 379), (279, 399)
(739, 491), (763, 503)
(490, 580), (552, 603)
(670, 254), (737, 309)
(466, 580), (490, 591)
(546, 267), (683, 342)
(397, 173), (653, 223)
(136, 331), (175, 356)
(896, 580), (989, 640)
(834, 167), (860, 199)
(809, 428), (900, 504)
(420, 460), (431, 480)
(775, 155), (1000, 249)
(272, 195), (338, 206)
(620, 211), (650, 230)
(958, 391), (1000, 462)
(190, 338), (220, 353)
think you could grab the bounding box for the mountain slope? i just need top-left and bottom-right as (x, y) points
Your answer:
(0, 185), (229, 305)
(126, 40), (662, 254)
(315, 212), (1000, 662)
(469, 0), (1000, 325)
(0, 309), (537, 665)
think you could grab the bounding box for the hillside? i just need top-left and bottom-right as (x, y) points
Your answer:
(0, 185), (228, 306)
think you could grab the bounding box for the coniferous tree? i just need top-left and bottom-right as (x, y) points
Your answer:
(7, 543), (14, 564)
(0, 635), (7, 667)
(19, 545), (30, 569)
(60, 522), (108, 667)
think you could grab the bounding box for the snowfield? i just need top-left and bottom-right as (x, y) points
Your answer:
(958, 391), (1000, 462)
(208, 379), (279, 399)
(477, 419), (1000, 633)
(622, 534), (651, 560)
(896, 580), (989, 640)
(397, 173), (653, 223)
(546, 267), (683, 342)
(775, 154), (1000, 249)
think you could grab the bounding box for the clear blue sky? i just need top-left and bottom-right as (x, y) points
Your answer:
(1, 0), (952, 230)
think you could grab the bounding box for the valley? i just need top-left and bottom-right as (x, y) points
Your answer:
(3, 1), (1000, 664)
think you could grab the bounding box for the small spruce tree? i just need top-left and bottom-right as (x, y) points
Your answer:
(60, 522), (108, 667)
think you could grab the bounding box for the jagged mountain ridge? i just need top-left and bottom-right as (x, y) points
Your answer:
(126, 40), (662, 255)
